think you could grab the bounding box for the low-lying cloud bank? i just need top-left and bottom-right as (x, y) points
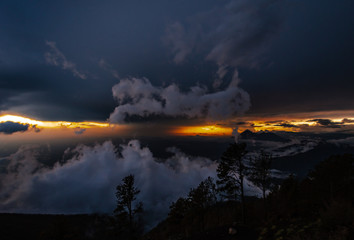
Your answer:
(0, 140), (264, 227)
(0, 140), (218, 225)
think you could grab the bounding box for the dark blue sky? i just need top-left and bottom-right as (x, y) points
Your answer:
(0, 0), (353, 121)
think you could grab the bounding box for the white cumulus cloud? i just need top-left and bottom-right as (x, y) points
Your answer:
(109, 77), (250, 123)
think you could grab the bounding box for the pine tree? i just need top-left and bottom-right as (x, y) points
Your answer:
(168, 177), (217, 233)
(217, 142), (247, 223)
(189, 177), (217, 209)
(114, 174), (143, 239)
(248, 150), (272, 219)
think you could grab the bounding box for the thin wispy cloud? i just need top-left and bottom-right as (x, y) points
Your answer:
(98, 59), (119, 79)
(45, 41), (87, 80)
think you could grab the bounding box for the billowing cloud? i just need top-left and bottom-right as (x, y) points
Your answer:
(0, 121), (29, 134)
(0, 140), (218, 227)
(164, 0), (281, 87)
(109, 77), (250, 123)
(0, 140), (263, 228)
(45, 41), (87, 79)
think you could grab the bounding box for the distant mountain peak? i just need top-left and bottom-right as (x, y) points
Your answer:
(240, 130), (289, 143)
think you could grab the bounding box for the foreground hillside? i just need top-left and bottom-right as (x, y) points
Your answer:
(144, 154), (354, 240)
(0, 213), (118, 240)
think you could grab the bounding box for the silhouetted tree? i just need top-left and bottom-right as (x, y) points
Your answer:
(168, 177), (217, 234)
(260, 155), (354, 240)
(114, 174), (143, 239)
(169, 177), (217, 220)
(188, 177), (217, 210)
(145, 154), (354, 240)
(168, 197), (190, 223)
(308, 154), (354, 202)
(217, 142), (247, 223)
(248, 151), (272, 219)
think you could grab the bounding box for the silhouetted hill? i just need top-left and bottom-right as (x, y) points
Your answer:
(146, 154), (354, 240)
(240, 130), (289, 143)
(0, 213), (115, 240)
(272, 142), (354, 177)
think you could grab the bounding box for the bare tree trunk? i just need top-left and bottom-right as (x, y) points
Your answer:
(128, 202), (133, 237)
(128, 202), (132, 226)
(240, 175), (246, 224)
(262, 186), (267, 220)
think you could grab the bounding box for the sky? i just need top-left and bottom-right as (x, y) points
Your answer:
(1, 0), (354, 222)
(0, 0), (353, 128)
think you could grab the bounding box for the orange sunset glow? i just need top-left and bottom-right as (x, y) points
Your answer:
(171, 125), (233, 136)
(2, 113), (354, 138)
(0, 114), (110, 129)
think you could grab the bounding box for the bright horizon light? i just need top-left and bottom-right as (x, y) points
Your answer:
(0, 114), (110, 129)
(2, 113), (354, 136)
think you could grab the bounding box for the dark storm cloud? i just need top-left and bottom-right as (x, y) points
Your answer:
(241, 0), (354, 115)
(311, 119), (334, 126)
(235, 121), (248, 126)
(0, 89), (111, 122)
(110, 1), (285, 123)
(0, 0), (353, 121)
(0, 66), (115, 121)
(0, 121), (29, 134)
(164, 0), (282, 87)
(275, 122), (300, 128)
(309, 119), (342, 128)
(342, 118), (354, 124)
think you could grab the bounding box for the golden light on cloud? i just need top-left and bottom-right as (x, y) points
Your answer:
(171, 125), (233, 136)
(0, 114), (126, 143)
(251, 123), (297, 132)
(2, 111), (354, 139)
(248, 117), (354, 133)
(168, 115), (354, 137)
(0, 114), (110, 129)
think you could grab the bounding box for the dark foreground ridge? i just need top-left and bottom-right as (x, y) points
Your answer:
(145, 154), (354, 240)
(0, 213), (114, 240)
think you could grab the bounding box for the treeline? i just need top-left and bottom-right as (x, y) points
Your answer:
(143, 149), (354, 240)
(145, 155), (354, 240)
(113, 143), (353, 239)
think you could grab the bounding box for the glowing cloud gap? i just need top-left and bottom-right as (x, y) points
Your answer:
(0, 115), (109, 129)
(172, 125), (233, 136)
